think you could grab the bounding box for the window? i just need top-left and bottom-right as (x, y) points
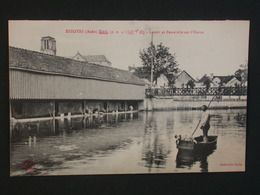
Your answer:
(44, 40), (49, 49)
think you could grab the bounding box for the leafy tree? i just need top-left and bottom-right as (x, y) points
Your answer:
(204, 78), (211, 91)
(187, 80), (195, 89)
(239, 64), (248, 86)
(131, 42), (179, 85)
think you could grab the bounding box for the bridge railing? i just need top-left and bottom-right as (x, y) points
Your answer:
(145, 87), (247, 97)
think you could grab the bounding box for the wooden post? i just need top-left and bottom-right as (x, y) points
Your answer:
(52, 100), (55, 118)
(125, 101), (127, 112)
(83, 100), (86, 115)
(51, 117), (55, 134)
(107, 100), (109, 113)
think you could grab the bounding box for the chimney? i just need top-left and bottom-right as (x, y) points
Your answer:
(40, 36), (56, 56)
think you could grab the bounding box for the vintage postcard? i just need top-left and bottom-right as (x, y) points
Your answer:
(9, 20), (249, 176)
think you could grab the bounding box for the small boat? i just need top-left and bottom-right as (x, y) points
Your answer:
(176, 136), (218, 151)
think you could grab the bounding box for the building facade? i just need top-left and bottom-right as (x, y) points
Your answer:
(9, 47), (145, 119)
(72, 52), (112, 67)
(173, 70), (195, 88)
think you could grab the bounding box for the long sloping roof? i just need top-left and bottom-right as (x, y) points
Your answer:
(9, 47), (145, 86)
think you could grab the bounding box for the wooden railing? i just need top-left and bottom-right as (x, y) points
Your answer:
(145, 87), (247, 97)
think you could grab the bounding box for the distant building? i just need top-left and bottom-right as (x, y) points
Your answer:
(196, 74), (215, 88)
(155, 74), (169, 88)
(71, 51), (112, 67)
(40, 36), (56, 56)
(234, 68), (248, 86)
(225, 77), (241, 87)
(173, 70), (195, 88)
(211, 76), (234, 87)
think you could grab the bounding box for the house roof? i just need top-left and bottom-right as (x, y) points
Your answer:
(213, 76), (234, 83)
(72, 52), (111, 63)
(82, 55), (111, 63)
(174, 70), (195, 81)
(197, 74), (211, 83)
(235, 76), (242, 82)
(9, 47), (145, 86)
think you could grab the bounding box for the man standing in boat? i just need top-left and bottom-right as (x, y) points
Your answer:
(200, 105), (211, 143)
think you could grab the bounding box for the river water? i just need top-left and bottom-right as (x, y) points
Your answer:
(10, 109), (246, 176)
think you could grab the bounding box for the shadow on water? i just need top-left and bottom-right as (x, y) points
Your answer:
(11, 112), (138, 142)
(176, 146), (217, 172)
(10, 112), (140, 175)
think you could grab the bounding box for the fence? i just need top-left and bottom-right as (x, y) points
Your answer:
(145, 87), (247, 97)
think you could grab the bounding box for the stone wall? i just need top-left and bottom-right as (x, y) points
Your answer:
(143, 96), (247, 111)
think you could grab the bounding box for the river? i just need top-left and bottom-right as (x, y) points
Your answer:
(10, 109), (246, 176)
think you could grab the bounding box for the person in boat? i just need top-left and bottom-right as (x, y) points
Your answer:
(200, 105), (211, 143)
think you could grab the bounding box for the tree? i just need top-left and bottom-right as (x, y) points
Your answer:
(187, 80), (195, 89)
(204, 78), (211, 91)
(239, 63), (248, 86)
(132, 42), (179, 85)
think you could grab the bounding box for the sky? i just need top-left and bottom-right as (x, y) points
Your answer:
(9, 20), (249, 79)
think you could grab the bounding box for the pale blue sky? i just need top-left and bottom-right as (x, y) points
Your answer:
(9, 20), (249, 79)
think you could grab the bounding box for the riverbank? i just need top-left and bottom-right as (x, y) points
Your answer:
(142, 97), (247, 111)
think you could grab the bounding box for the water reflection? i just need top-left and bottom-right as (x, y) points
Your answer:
(140, 112), (173, 172)
(11, 113), (137, 142)
(176, 146), (216, 172)
(10, 109), (246, 175)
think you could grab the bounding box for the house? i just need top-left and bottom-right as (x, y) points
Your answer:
(195, 74), (215, 88)
(9, 37), (145, 119)
(234, 68), (248, 86)
(225, 76), (242, 87)
(173, 70), (196, 88)
(211, 76), (234, 87)
(154, 74), (169, 88)
(71, 51), (112, 67)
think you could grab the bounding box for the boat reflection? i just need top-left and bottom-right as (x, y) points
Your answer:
(176, 146), (217, 172)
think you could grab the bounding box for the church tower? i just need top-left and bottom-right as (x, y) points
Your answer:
(40, 36), (56, 55)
